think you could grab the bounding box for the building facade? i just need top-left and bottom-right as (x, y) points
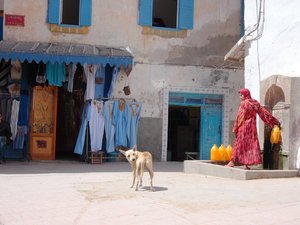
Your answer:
(0, 0), (244, 162)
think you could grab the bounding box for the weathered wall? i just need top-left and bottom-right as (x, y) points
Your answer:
(3, 0), (244, 159)
(4, 0), (241, 67)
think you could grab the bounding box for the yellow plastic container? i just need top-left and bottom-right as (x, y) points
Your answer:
(270, 125), (281, 144)
(218, 144), (226, 161)
(210, 144), (219, 161)
(225, 145), (233, 161)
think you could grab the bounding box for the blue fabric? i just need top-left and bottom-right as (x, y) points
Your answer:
(112, 100), (128, 147)
(126, 102), (142, 148)
(46, 62), (66, 87)
(18, 95), (29, 126)
(103, 101), (115, 153)
(74, 102), (91, 155)
(94, 64), (106, 99)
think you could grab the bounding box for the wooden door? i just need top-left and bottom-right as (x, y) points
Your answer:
(29, 86), (58, 160)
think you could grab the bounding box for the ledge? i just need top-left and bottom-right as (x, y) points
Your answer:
(184, 160), (299, 180)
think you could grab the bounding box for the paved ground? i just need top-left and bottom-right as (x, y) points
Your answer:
(0, 160), (300, 225)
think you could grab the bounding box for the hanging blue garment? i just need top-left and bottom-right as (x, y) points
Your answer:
(103, 100), (115, 153)
(113, 99), (128, 147)
(94, 64), (106, 99)
(126, 102), (142, 148)
(18, 94), (29, 126)
(74, 102), (91, 155)
(46, 62), (66, 87)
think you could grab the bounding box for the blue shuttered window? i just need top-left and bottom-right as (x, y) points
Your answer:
(138, 0), (153, 26)
(48, 0), (60, 24)
(80, 0), (92, 26)
(138, 0), (194, 30)
(178, 0), (194, 30)
(48, 0), (92, 26)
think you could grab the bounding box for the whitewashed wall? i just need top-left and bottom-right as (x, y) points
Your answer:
(244, 0), (300, 96)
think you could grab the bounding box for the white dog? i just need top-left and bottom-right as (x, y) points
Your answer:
(118, 145), (154, 191)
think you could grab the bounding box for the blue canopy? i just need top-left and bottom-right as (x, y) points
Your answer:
(0, 40), (133, 66)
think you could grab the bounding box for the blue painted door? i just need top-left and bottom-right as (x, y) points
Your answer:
(200, 105), (222, 159)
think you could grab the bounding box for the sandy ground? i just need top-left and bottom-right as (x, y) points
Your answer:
(0, 160), (300, 225)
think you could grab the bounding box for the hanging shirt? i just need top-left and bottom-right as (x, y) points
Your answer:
(126, 102), (142, 148)
(83, 64), (97, 101)
(89, 100), (105, 152)
(74, 102), (91, 155)
(113, 99), (128, 147)
(67, 63), (77, 93)
(10, 99), (20, 140)
(94, 64), (106, 99)
(107, 66), (118, 99)
(103, 100), (115, 153)
(46, 62), (66, 87)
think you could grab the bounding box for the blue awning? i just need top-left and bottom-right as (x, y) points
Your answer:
(0, 40), (133, 66)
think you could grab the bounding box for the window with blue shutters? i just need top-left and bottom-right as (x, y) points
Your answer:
(48, 0), (92, 27)
(139, 0), (194, 30)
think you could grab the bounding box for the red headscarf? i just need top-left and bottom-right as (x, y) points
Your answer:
(239, 88), (252, 99)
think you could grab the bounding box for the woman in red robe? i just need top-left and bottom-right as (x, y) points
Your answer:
(226, 88), (280, 170)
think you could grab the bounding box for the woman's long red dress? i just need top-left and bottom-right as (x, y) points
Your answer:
(232, 96), (279, 165)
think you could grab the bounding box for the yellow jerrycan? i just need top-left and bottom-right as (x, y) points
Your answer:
(210, 144), (219, 161)
(225, 144), (233, 161)
(218, 144), (226, 161)
(270, 125), (281, 144)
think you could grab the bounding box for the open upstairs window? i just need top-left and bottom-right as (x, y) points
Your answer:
(139, 0), (194, 30)
(48, 0), (92, 27)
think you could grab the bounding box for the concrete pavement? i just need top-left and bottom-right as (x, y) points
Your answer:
(1, 160), (300, 225)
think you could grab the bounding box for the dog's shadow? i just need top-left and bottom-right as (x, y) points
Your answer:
(139, 186), (168, 192)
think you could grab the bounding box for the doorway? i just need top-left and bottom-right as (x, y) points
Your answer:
(168, 106), (200, 161)
(167, 92), (223, 161)
(55, 64), (84, 160)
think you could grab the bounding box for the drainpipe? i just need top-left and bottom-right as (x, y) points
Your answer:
(240, 0), (245, 37)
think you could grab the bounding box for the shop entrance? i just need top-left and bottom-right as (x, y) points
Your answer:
(56, 88), (84, 160)
(167, 92), (223, 161)
(55, 64), (84, 160)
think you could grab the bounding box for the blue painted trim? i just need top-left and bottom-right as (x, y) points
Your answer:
(0, 51), (133, 66)
(169, 92), (223, 106)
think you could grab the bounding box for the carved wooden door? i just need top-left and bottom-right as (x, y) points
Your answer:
(29, 86), (58, 160)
